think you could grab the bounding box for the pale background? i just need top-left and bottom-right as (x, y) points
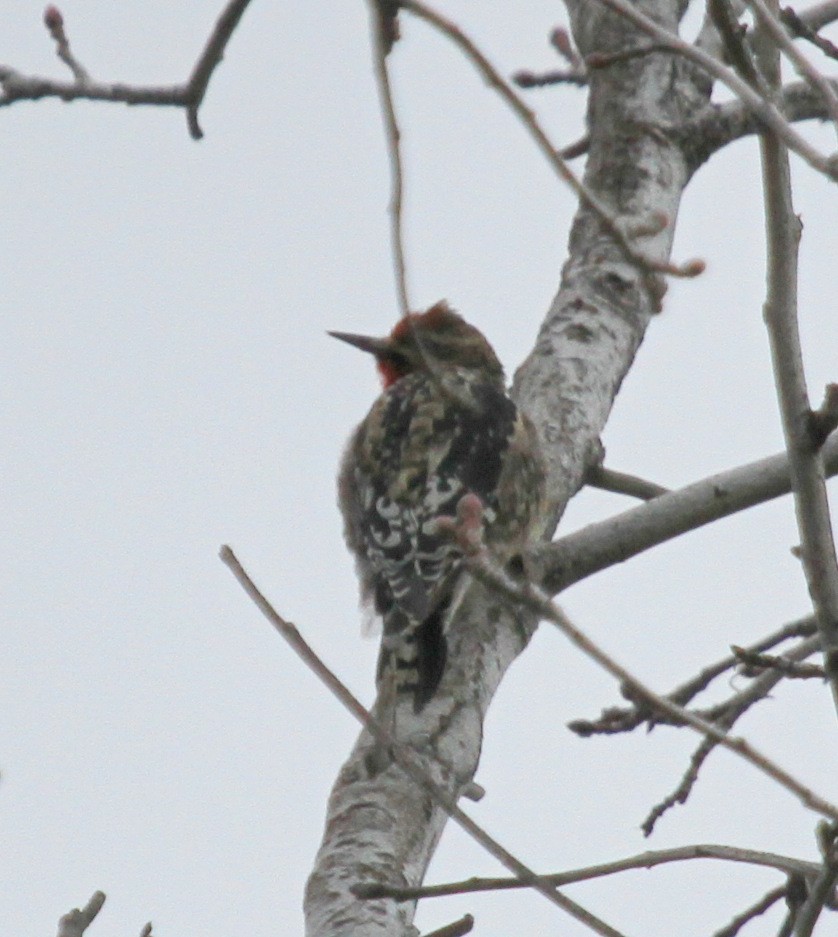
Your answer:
(2, 2), (837, 934)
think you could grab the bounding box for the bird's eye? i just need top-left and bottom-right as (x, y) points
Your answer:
(387, 352), (410, 375)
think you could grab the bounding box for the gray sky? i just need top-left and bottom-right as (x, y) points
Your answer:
(2, 2), (837, 935)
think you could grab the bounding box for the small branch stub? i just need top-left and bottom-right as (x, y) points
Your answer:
(43, 5), (91, 85)
(809, 383), (838, 448)
(56, 892), (106, 937)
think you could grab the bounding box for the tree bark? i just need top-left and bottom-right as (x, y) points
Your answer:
(304, 1), (715, 932)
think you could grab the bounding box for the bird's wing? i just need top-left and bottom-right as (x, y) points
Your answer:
(351, 373), (520, 629)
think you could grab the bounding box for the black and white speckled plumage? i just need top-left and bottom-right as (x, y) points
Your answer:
(335, 304), (545, 711)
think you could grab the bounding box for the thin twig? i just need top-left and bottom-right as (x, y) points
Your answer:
(183, 0), (254, 139)
(398, 0), (702, 280)
(513, 68), (587, 88)
(744, 0), (838, 136)
(219, 547), (628, 937)
(0, 0), (254, 140)
(538, 433), (838, 595)
(793, 823), (838, 937)
(590, 0), (838, 179)
(512, 26), (587, 87)
(758, 17), (838, 719)
(586, 465), (669, 500)
(465, 553), (838, 823)
(796, 0), (838, 30)
(781, 6), (838, 60)
(44, 7), (91, 85)
(712, 885), (787, 937)
(640, 635), (822, 833)
(357, 843), (822, 901)
(569, 618), (817, 735)
(708, 0), (765, 90)
(558, 135), (590, 159)
(56, 892), (106, 937)
(421, 913), (474, 937)
(732, 645), (826, 678)
(809, 384), (838, 448)
(367, 1), (411, 318)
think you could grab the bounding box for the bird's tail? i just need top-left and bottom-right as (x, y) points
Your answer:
(378, 599), (449, 713)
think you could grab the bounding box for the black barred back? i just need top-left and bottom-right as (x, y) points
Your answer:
(339, 365), (544, 711)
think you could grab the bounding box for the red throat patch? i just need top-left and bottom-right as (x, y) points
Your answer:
(377, 357), (405, 388)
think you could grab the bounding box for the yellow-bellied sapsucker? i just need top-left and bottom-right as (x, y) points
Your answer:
(331, 301), (545, 712)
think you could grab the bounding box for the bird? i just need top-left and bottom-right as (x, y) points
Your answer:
(331, 300), (545, 716)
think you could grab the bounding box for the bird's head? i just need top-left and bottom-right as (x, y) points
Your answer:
(329, 301), (504, 389)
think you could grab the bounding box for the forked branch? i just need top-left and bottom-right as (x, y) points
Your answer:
(0, 0), (254, 139)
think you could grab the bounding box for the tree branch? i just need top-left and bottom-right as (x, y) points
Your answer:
(590, 0), (838, 179)
(367, 1), (411, 318)
(56, 892), (107, 937)
(712, 885), (787, 937)
(684, 78), (838, 165)
(537, 433), (838, 594)
(744, 0), (838, 132)
(220, 547), (626, 937)
(399, 0), (701, 284)
(0, 0), (254, 139)
(759, 13), (838, 718)
(421, 913), (474, 937)
(639, 635), (822, 833)
(793, 823), (838, 937)
(568, 617), (817, 736)
(795, 0), (838, 31)
(586, 464), (670, 500)
(304, 0), (760, 930)
(357, 843), (823, 901)
(183, 0), (254, 138)
(463, 550), (838, 823)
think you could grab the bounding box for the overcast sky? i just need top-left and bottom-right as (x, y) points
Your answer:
(2, 2), (838, 935)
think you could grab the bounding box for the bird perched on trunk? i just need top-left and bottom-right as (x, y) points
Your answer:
(331, 301), (545, 715)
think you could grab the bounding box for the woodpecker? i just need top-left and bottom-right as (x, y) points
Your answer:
(331, 301), (545, 713)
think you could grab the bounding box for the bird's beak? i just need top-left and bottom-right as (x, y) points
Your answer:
(327, 330), (390, 357)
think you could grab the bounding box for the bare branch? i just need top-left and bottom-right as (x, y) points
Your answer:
(744, 0), (838, 133)
(712, 885), (787, 937)
(513, 68), (587, 88)
(795, 0), (838, 32)
(810, 384), (838, 448)
(220, 547), (627, 937)
(590, 0), (838, 179)
(759, 23), (838, 718)
(708, 0), (765, 90)
(585, 464), (670, 500)
(465, 553), (838, 823)
(56, 892), (106, 937)
(367, 1), (411, 318)
(569, 618), (817, 736)
(781, 6), (838, 60)
(538, 433), (838, 594)
(732, 645), (826, 678)
(793, 823), (838, 937)
(513, 25), (587, 87)
(44, 7), (91, 85)
(0, 1), (254, 140)
(398, 0), (702, 284)
(685, 77), (838, 161)
(640, 635), (822, 833)
(557, 134), (590, 159)
(183, 0), (254, 138)
(358, 844), (822, 901)
(421, 913), (474, 937)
